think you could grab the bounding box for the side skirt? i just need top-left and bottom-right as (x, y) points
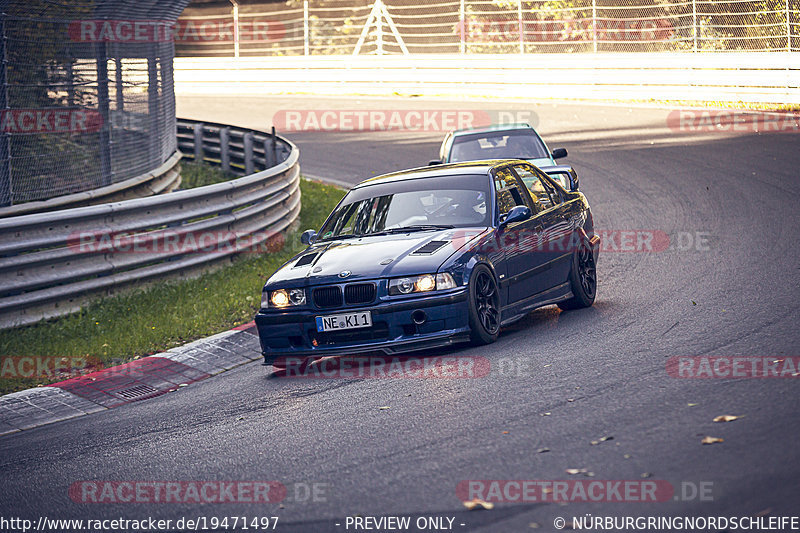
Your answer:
(500, 282), (573, 326)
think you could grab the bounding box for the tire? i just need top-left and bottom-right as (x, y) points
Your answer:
(558, 238), (597, 310)
(468, 264), (501, 345)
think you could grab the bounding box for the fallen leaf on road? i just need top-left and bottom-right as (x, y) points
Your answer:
(687, 403), (698, 407)
(502, 431), (509, 434)
(713, 415), (741, 423)
(566, 468), (586, 475)
(537, 448), (550, 453)
(641, 472), (652, 478)
(378, 406), (391, 410)
(463, 498), (494, 510)
(701, 436), (724, 445)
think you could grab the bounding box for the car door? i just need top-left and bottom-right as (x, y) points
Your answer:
(492, 166), (546, 305)
(512, 163), (575, 290)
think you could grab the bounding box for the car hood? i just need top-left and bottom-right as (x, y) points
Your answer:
(266, 227), (489, 288)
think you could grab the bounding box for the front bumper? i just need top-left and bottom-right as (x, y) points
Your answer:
(255, 288), (470, 363)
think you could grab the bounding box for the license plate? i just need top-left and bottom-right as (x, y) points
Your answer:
(316, 311), (372, 332)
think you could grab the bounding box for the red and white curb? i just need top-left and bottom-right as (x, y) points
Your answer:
(0, 322), (259, 436)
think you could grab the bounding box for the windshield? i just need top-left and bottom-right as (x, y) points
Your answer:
(318, 177), (490, 241)
(449, 129), (549, 162)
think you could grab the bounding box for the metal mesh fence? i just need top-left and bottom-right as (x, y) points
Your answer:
(175, 0), (799, 57)
(0, 0), (191, 207)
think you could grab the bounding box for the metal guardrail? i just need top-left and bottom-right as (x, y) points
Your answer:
(0, 120), (301, 329)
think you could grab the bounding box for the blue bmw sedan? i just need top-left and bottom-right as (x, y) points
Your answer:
(255, 160), (599, 366)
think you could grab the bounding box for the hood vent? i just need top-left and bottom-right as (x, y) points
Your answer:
(412, 241), (449, 255)
(294, 252), (318, 267)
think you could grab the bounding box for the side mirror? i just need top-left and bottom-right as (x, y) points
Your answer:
(499, 205), (531, 228)
(551, 148), (568, 159)
(428, 159), (442, 166)
(300, 229), (317, 245)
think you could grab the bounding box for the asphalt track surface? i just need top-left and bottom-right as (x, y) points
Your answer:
(1, 96), (799, 532)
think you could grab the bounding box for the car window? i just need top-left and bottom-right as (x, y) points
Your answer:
(493, 168), (528, 220)
(449, 130), (549, 163)
(514, 164), (561, 211)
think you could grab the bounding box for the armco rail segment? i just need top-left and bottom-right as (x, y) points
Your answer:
(0, 121), (300, 329)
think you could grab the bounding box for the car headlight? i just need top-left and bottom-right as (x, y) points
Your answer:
(388, 272), (457, 295)
(264, 288), (306, 308)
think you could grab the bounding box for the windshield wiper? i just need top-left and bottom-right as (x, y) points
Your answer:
(316, 234), (363, 242)
(382, 224), (455, 234)
(319, 225), (455, 241)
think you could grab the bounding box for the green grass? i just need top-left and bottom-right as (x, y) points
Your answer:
(0, 176), (345, 395)
(179, 161), (238, 189)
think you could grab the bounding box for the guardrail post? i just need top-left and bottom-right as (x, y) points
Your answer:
(271, 126), (278, 165)
(220, 127), (231, 172)
(193, 123), (204, 162)
(243, 131), (254, 174)
(263, 138), (273, 168)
